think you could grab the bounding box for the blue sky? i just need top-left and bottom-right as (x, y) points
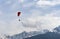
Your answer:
(0, 0), (60, 35)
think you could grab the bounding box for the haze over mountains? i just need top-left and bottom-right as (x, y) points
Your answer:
(25, 26), (60, 39)
(0, 25), (60, 39)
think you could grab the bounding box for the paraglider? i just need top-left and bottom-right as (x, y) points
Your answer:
(17, 11), (21, 21)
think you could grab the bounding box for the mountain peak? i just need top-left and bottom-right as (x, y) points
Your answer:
(53, 25), (60, 33)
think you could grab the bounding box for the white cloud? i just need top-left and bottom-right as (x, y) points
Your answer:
(22, 3), (35, 8)
(5, 1), (12, 5)
(36, 0), (60, 7)
(5, 19), (24, 35)
(0, 11), (3, 16)
(1, 0), (60, 35)
(18, 0), (25, 3)
(26, 16), (60, 31)
(45, 10), (60, 17)
(1, 14), (60, 35)
(30, 10), (42, 17)
(21, 10), (60, 32)
(0, 9), (60, 35)
(18, 0), (35, 8)
(0, 21), (7, 34)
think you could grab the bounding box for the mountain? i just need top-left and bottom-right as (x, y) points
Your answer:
(54, 26), (60, 33)
(25, 26), (60, 39)
(6, 30), (49, 39)
(0, 34), (7, 39)
(25, 32), (60, 39)
(6, 31), (28, 39)
(0, 26), (60, 39)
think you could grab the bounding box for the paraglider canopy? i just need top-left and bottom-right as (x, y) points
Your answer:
(17, 12), (21, 17)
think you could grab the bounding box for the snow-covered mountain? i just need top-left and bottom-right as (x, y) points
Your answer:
(0, 29), (49, 39)
(53, 26), (60, 33)
(25, 32), (60, 39)
(0, 34), (7, 39)
(6, 30), (49, 39)
(6, 25), (60, 39)
(1, 26), (60, 39)
(6, 31), (41, 39)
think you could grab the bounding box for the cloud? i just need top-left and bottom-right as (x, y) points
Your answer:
(0, 11), (3, 16)
(22, 17), (60, 32)
(22, 3), (35, 8)
(5, 19), (38, 35)
(45, 10), (60, 17)
(6, 9), (60, 35)
(1, 14), (60, 35)
(0, 0), (60, 35)
(36, 0), (60, 7)
(20, 10), (60, 32)
(18, 0), (25, 3)
(5, 0), (12, 5)
(0, 20), (7, 34)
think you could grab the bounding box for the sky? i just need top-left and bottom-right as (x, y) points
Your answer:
(0, 0), (60, 35)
